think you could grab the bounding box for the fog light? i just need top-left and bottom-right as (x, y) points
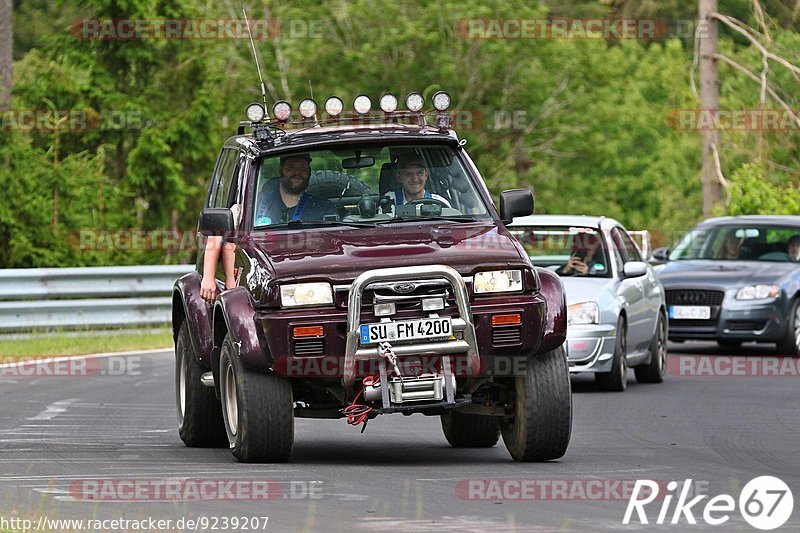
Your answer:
(422, 297), (444, 311)
(374, 302), (396, 317)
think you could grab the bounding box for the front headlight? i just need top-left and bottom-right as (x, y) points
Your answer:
(735, 284), (780, 300)
(280, 283), (333, 307)
(568, 302), (599, 325)
(473, 270), (523, 294)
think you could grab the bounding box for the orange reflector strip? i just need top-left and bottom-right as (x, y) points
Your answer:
(492, 314), (521, 326)
(293, 326), (324, 338)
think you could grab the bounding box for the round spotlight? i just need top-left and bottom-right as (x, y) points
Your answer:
(272, 100), (292, 122)
(432, 91), (451, 111)
(353, 94), (372, 115)
(379, 93), (398, 113)
(324, 96), (344, 117)
(405, 92), (424, 112)
(298, 98), (317, 119)
(245, 102), (266, 122)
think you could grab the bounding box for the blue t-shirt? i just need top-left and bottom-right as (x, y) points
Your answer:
(254, 179), (337, 225)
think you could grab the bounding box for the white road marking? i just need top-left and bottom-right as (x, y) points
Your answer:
(27, 399), (79, 421)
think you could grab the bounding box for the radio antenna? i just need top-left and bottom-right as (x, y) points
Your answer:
(308, 80), (319, 126)
(242, 7), (269, 121)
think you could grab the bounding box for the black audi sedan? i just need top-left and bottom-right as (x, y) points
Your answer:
(653, 216), (800, 354)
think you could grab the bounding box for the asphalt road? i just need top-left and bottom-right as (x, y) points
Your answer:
(1, 342), (798, 532)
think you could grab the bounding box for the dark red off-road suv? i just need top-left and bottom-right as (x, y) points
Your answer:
(172, 93), (570, 463)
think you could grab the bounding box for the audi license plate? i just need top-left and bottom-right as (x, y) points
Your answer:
(669, 305), (711, 320)
(360, 317), (452, 345)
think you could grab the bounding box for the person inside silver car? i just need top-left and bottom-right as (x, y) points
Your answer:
(558, 233), (604, 275)
(788, 235), (800, 261)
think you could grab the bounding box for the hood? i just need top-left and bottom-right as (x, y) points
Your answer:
(558, 276), (616, 306)
(658, 260), (796, 288)
(243, 221), (529, 283)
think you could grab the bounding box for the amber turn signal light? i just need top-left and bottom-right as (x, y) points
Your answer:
(491, 314), (521, 326)
(293, 325), (324, 338)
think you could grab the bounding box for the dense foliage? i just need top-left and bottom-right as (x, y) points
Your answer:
(2, 0), (798, 267)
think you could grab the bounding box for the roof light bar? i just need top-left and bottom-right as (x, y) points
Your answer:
(405, 92), (424, 112)
(245, 102), (266, 122)
(324, 96), (344, 117)
(272, 100), (292, 122)
(379, 93), (398, 113)
(353, 94), (372, 115)
(298, 98), (317, 119)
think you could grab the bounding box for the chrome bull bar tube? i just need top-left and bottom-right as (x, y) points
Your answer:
(343, 265), (479, 387)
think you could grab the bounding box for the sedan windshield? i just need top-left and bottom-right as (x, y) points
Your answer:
(670, 225), (800, 262)
(510, 226), (612, 277)
(251, 143), (489, 228)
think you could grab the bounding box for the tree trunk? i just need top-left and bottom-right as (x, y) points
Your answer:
(0, 0), (12, 108)
(699, 0), (723, 216)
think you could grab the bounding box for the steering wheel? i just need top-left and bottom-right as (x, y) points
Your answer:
(406, 198), (450, 208)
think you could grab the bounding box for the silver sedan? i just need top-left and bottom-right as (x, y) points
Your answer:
(509, 215), (667, 391)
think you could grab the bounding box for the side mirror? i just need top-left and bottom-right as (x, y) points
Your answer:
(651, 247), (670, 262)
(499, 189), (534, 223)
(199, 208), (234, 237)
(623, 261), (648, 278)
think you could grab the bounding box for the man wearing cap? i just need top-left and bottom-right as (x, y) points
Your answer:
(383, 152), (451, 215)
(254, 153), (336, 225)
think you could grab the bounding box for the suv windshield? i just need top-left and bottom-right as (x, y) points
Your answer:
(251, 143), (489, 228)
(510, 226), (612, 277)
(670, 225), (800, 262)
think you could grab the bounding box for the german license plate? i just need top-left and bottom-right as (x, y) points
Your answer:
(360, 317), (452, 345)
(669, 305), (711, 320)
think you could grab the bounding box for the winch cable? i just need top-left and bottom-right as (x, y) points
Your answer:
(343, 342), (404, 432)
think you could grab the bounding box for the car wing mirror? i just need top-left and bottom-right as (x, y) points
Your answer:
(623, 261), (648, 278)
(499, 189), (534, 223)
(199, 208), (234, 237)
(651, 247), (670, 263)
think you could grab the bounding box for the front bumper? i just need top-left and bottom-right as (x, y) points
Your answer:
(668, 296), (785, 343)
(566, 323), (617, 373)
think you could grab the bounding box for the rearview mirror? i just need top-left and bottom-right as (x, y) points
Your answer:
(499, 189), (534, 223)
(342, 156), (375, 169)
(199, 208), (234, 237)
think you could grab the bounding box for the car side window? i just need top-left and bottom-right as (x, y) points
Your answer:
(618, 229), (644, 262)
(205, 149), (227, 208)
(210, 148), (238, 209)
(610, 228), (628, 271)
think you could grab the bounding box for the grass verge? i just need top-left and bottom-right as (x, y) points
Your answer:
(0, 329), (173, 359)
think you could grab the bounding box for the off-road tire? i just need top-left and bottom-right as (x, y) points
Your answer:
(776, 298), (800, 356)
(441, 412), (500, 448)
(308, 170), (371, 198)
(500, 345), (572, 462)
(175, 322), (228, 447)
(596, 316), (628, 392)
(219, 334), (294, 462)
(635, 312), (667, 383)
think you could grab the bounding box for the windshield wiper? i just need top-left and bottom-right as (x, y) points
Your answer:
(379, 216), (480, 224)
(284, 219), (377, 228)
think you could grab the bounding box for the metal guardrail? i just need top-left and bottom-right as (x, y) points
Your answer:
(0, 265), (193, 332)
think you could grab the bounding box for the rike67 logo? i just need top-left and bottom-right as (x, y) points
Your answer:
(624, 476), (794, 530)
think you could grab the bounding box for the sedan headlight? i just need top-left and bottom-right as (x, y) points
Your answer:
(280, 283), (333, 307)
(473, 270), (522, 294)
(568, 302), (599, 325)
(735, 284), (780, 300)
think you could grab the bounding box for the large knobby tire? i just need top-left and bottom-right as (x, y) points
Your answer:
(635, 312), (667, 384)
(441, 411), (500, 448)
(500, 345), (572, 462)
(776, 298), (800, 356)
(307, 170), (371, 199)
(219, 334), (294, 463)
(596, 316), (628, 392)
(175, 322), (228, 447)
